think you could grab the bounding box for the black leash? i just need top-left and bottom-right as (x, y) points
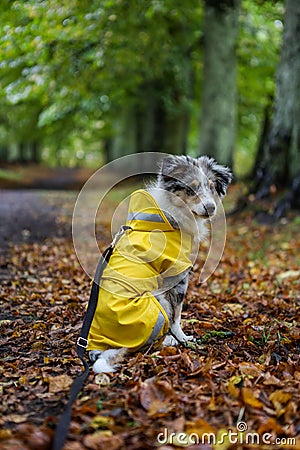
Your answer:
(52, 226), (131, 450)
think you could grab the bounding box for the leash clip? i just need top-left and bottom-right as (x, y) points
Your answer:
(111, 225), (131, 248)
(77, 337), (88, 349)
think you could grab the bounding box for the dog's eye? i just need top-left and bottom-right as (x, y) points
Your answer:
(208, 179), (215, 191)
(185, 187), (197, 196)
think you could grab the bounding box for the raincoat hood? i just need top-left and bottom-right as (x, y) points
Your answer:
(87, 189), (193, 352)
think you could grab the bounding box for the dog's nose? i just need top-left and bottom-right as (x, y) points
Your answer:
(204, 203), (216, 216)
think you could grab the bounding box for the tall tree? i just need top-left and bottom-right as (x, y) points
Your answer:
(255, 0), (300, 189)
(199, 0), (241, 166)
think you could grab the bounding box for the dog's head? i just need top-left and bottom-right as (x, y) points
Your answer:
(158, 155), (232, 219)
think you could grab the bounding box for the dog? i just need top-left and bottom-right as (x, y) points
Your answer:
(88, 155), (232, 373)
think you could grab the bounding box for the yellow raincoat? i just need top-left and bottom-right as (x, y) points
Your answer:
(87, 189), (193, 352)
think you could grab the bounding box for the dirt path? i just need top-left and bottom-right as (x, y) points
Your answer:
(0, 166), (95, 255)
(0, 190), (77, 279)
(0, 190), (77, 246)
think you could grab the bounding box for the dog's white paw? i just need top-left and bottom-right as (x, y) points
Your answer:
(162, 335), (180, 346)
(183, 334), (196, 342)
(93, 357), (116, 373)
(163, 333), (196, 347)
(89, 350), (103, 362)
(90, 348), (128, 373)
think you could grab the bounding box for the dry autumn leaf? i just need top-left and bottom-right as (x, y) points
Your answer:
(88, 415), (114, 430)
(241, 387), (263, 409)
(269, 390), (293, 416)
(239, 362), (263, 378)
(83, 431), (123, 450)
(269, 390), (293, 405)
(140, 377), (177, 416)
(48, 374), (73, 393)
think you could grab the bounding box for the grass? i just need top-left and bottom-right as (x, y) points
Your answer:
(0, 168), (22, 181)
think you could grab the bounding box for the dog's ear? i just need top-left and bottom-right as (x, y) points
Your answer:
(198, 156), (232, 196)
(160, 155), (186, 178)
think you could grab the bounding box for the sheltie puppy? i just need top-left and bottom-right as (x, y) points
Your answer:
(89, 155), (232, 373)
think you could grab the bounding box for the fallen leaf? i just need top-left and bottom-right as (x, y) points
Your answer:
(5, 414), (30, 424)
(222, 303), (244, 316)
(227, 380), (240, 399)
(263, 372), (283, 386)
(185, 418), (217, 435)
(241, 387), (263, 408)
(140, 377), (177, 416)
(269, 390), (293, 416)
(0, 429), (12, 439)
(277, 270), (300, 279)
(257, 417), (284, 434)
(269, 390), (293, 405)
(16, 424), (52, 448)
(239, 362), (263, 378)
(83, 432), (123, 450)
(48, 374), (73, 393)
(88, 415), (114, 430)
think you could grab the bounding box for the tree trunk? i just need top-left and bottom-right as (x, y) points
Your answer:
(110, 105), (138, 161)
(163, 111), (189, 155)
(135, 84), (157, 154)
(135, 81), (190, 156)
(199, 0), (241, 166)
(109, 81), (190, 162)
(31, 141), (40, 164)
(252, 99), (272, 186)
(0, 146), (9, 163)
(19, 143), (27, 163)
(103, 138), (112, 164)
(257, 0), (300, 187)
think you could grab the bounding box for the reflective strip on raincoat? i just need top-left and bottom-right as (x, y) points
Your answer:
(87, 189), (193, 352)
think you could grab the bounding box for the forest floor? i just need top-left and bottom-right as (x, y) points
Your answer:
(0, 181), (299, 450)
(0, 164), (94, 190)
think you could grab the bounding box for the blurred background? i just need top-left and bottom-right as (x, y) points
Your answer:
(0, 0), (299, 194)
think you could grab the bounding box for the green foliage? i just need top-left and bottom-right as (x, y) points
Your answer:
(0, 168), (21, 181)
(0, 0), (284, 171)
